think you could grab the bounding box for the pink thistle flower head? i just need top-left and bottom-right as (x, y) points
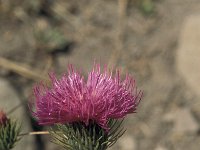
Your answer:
(31, 64), (143, 130)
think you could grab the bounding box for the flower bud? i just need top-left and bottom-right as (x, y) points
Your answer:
(0, 110), (8, 126)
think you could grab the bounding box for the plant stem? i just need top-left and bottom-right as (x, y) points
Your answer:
(19, 131), (49, 136)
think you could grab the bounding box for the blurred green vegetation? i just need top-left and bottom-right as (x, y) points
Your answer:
(140, 0), (154, 14)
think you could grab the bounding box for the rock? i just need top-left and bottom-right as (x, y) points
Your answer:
(118, 135), (136, 150)
(164, 108), (199, 134)
(155, 145), (168, 150)
(0, 78), (34, 150)
(108, 134), (136, 150)
(177, 14), (200, 97)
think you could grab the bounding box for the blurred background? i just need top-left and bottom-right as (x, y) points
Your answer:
(0, 0), (200, 150)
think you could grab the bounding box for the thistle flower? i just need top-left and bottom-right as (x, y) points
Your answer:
(31, 64), (143, 150)
(32, 64), (143, 130)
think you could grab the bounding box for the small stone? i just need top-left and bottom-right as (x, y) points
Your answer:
(35, 18), (50, 31)
(13, 7), (27, 20)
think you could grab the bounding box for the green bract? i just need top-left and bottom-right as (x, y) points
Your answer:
(50, 119), (125, 150)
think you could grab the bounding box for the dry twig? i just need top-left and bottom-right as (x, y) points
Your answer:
(0, 57), (48, 82)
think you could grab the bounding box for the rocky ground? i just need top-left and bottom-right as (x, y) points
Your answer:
(0, 0), (200, 150)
